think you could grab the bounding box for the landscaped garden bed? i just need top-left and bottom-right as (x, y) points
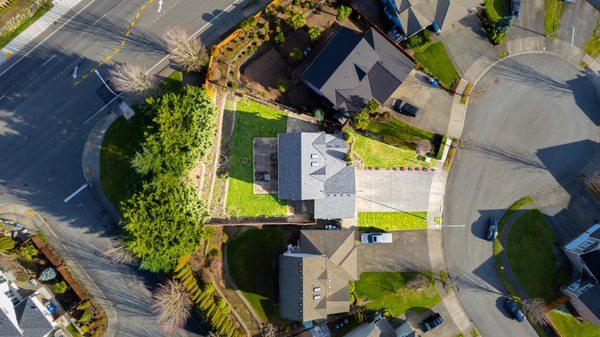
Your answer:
(347, 114), (443, 170)
(358, 211), (428, 231)
(353, 272), (441, 317)
(225, 99), (288, 218)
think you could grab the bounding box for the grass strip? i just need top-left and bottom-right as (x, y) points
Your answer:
(544, 0), (564, 38)
(358, 211), (428, 231)
(584, 18), (600, 58)
(413, 41), (460, 88)
(0, 2), (53, 49)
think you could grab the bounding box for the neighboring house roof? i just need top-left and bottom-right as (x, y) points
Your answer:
(393, 0), (480, 36)
(301, 28), (414, 117)
(581, 250), (600, 283)
(14, 298), (53, 337)
(578, 283), (600, 320)
(278, 132), (356, 219)
(279, 230), (358, 322)
(343, 317), (415, 337)
(0, 311), (22, 337)
(565, 224), (600, 254)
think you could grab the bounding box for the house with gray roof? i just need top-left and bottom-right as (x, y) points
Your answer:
(279, 230), (358, 322)
(344, 314), (415, 337)
(562, 223), (600, 326)
(278, 132), (356, 220)
(301, 27), (414, 122)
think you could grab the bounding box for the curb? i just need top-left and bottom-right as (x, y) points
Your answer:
(81, 111), (121, 223)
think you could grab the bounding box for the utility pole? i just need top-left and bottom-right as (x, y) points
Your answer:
(571, 25), (575, 47)
(157, 0), (163, 12)
(93, 69), (117, 96)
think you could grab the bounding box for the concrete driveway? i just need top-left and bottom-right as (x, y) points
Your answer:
(358, 230), (430, 273)
(557, 0), (600, 50)
(508, 0), (545, 40)
(356, 170), (433, 213)
(443, 53), (600, 337)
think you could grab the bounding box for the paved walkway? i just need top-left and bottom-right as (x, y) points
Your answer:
(0, 0), (84, 65)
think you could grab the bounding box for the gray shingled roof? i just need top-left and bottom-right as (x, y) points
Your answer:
(394, 0), (481, 36)
(0, 310), (22, 337)
(278, 132), (356, 219)
(15, 298), (53, 337)
(579, 284), (600, 321)
(302, 28), (414, 116)
(279, 230), (358, 322)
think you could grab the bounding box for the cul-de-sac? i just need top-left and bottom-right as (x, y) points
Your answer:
(0, 0), (599, 337)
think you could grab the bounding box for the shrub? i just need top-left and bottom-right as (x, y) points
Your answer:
(276, 79), (287, 93)
(402, 29), (432, 49)
(337, 5), (352, 21)
(53, 281), (68, 294)
(274, 31), (285, 44)
(382, 135), (416, 150)
(289, 47), (303, 62)
(352, 109), (370, 130)
(366, 98), (380, 113)
(308, 27), (321, 43)
(239, 16), (257, 32)
(0, 236), (15, 251)
(20, 244), (39, 261)
(288, 12), (305, 30)
(313, 108), (325, 122)
(79, 311), (92, 323)
(415, 139), (432, 156)
(77, 300), (92, 310)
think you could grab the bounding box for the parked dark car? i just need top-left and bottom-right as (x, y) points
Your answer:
(504, 298), (525, 322)
(486, 217), (499, 241)
(392, 99), (420, 117)
(511, 0), (521, 17)
(419, 313), (444, 332)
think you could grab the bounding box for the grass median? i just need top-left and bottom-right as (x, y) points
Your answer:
(358, 211), (428, 231)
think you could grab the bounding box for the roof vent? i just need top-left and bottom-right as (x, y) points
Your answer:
(311, 162), (319, 167)
(311, 154), (319, 159)
(313, 287), (321, 292)
(313, 294), (321, 300)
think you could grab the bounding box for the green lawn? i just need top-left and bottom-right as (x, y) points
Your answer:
(225, 99), (288, 218)
(100, 114), (145, 211)
(584, 18), (600, 58)
(506, 209), (569, 301)
(353, 272), (441, 316)
(549, 310), (600, 337)
(413, 41), (460, 88)
(162, 70), (183, 92)
(0, 2), (53, 49)
(545, 0), (564, 37)
(483, 0), (509, 22)
(348, 117), (437, 169)
(227, 228), (286, 322)
(358, 211), (428, 231)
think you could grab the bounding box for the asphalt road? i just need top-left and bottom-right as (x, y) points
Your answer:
(443, 53), (600, 337)
(0, 0), (263, 336)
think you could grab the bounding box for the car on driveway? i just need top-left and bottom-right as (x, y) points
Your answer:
(486, 218), (499, 241)
(504, 298), (525, 322)
(419, 312), (444, 332)
(392, 99), (420, 117)
(511, 0), (521, 17)
(361, 233), (393, 244)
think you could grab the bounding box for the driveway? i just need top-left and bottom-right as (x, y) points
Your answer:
(358, 230), (430, 273)
(557, 0), (600, 50)
(508, 0), (545, 40)
(355, 170), (433, 213)
(443, 53), (600, 337)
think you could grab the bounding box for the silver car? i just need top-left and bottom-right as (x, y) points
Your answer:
(361, 233), (393, 244)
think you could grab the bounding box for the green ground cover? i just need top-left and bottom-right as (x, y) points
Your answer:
(348, 117), (437, 169)
(100, 114), (145, 210)
(584, 19), (600, 58)
(544, 0), (564, 37)
(358, 211), (428, 231)
(353, 272), (441, 316)
(549, 310), (600, 337)
(227, 228), (286, 322)
(413, 41), (460, 88)
(483, 0), (509, 22)
(506, 209), (569, 301)
(225, 99), (288, 218)
(0, 1), (53, 49)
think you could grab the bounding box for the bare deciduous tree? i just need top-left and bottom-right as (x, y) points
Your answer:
(104, 239), (137, 265)
(164, 27), (208, 73)
(406, 273), (429, 290)
(108, 63), (157, 98)
(522, 298), (548, 326)
(151, 280), (192, 334)
(415, 139), (432, 157)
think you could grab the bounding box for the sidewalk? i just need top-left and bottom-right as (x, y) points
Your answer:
(0, 0), (84, 66)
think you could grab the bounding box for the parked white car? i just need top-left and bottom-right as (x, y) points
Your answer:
(361, 233), (393, 244)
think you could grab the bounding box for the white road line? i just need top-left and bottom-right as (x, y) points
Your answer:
(64, 183), (88, 203)
(41, 54), (56, 66)
(0, 0), (99, 78)
(84, 93), (122, 124)
(146, 0), (241, 74)
(92, 10), (111, 25)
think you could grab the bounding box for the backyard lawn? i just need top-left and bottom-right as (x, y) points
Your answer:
(227, 228), (286, 322)
(544, 0), (564, 37)
(584, 19), (600, 58)
(225, 99), (288, 218)
(413, 41), (460, 88)
(353, 272), (441, 316)
(358, 211), (428, 231)
(100, 114), (145, 210)
(348, 117), (437, 169)
(548, 310), (600, 337)
(506, 209), (569, 301)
